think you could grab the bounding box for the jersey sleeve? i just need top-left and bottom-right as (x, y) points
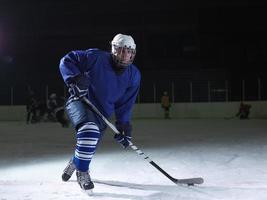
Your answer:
(114, 69), (141, 124)
(59, 50), (90, 85)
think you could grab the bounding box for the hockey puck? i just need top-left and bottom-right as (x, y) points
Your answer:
(187, 183), (194, 186)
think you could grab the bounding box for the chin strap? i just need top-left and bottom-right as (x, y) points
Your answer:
(112, 59), (127, 75)
(114, 66), (126, 75)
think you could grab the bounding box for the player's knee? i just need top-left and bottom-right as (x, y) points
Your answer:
(77, 122), (99, 133)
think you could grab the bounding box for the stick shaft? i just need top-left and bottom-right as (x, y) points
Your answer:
(82, 97), (177, 183)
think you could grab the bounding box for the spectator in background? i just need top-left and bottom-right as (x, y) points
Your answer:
(47, 93), (58, 121)
(47, 93), (69, 127)
(236, 102), (252, 119)
(54, 95), (69, 128)
(161, 91), (171, 119)
(35, 99), (47, 122)
(26, 86), (38, 124)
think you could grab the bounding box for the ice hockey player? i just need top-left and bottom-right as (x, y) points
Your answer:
(59, 33), (141, 191)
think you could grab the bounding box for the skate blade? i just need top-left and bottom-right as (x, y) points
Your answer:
(82, 189), (93, 196)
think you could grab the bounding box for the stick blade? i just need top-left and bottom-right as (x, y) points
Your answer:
(174, 177), (204, 185)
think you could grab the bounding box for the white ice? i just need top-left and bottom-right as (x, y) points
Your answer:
(0, 119), (267, 200)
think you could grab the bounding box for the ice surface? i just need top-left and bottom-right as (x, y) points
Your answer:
(0, 119), (267, 200)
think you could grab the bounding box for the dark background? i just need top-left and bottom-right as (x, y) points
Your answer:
(1, 0), (267, 104)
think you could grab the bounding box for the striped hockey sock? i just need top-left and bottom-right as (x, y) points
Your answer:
(73, 122), (100, 171)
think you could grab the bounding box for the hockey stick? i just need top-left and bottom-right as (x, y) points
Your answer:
(82, 97), (204, 186)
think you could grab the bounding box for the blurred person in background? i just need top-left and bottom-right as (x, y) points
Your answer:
(26, 86), (38, 124)
(161, 91), (171, 119)
(236, 102), (252, 119)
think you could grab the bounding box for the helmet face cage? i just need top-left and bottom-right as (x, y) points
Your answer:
(111, 45), (136, 67)
(111, 34), (136, 68)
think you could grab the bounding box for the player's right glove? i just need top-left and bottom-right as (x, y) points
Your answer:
(68, 75), (89, 99)
(114, 122), (132, 148)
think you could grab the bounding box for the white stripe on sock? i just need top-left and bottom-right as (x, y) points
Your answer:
(77, 140), (98, 145)
(76, 144), (96, 148)
(76, 149), (94, 155)
(75, 151), (94, 159)
(77, 129), (100, 135)
(78, 124), (99, 132)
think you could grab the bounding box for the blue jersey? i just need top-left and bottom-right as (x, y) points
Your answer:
(59, 49), (141, 123)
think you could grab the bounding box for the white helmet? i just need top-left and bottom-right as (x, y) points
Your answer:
(111, 33), (136, 68)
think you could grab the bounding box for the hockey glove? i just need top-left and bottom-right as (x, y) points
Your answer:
(114, 122), (132, 148)
(68, 75), (89, 99)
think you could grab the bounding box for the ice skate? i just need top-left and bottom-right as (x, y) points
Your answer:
(76, 170), (94, 191)
(62, 159), (76, 182)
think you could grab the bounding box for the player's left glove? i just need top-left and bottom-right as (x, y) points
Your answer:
(68, 74), (89, 99)
(114, 122), (132, 148)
